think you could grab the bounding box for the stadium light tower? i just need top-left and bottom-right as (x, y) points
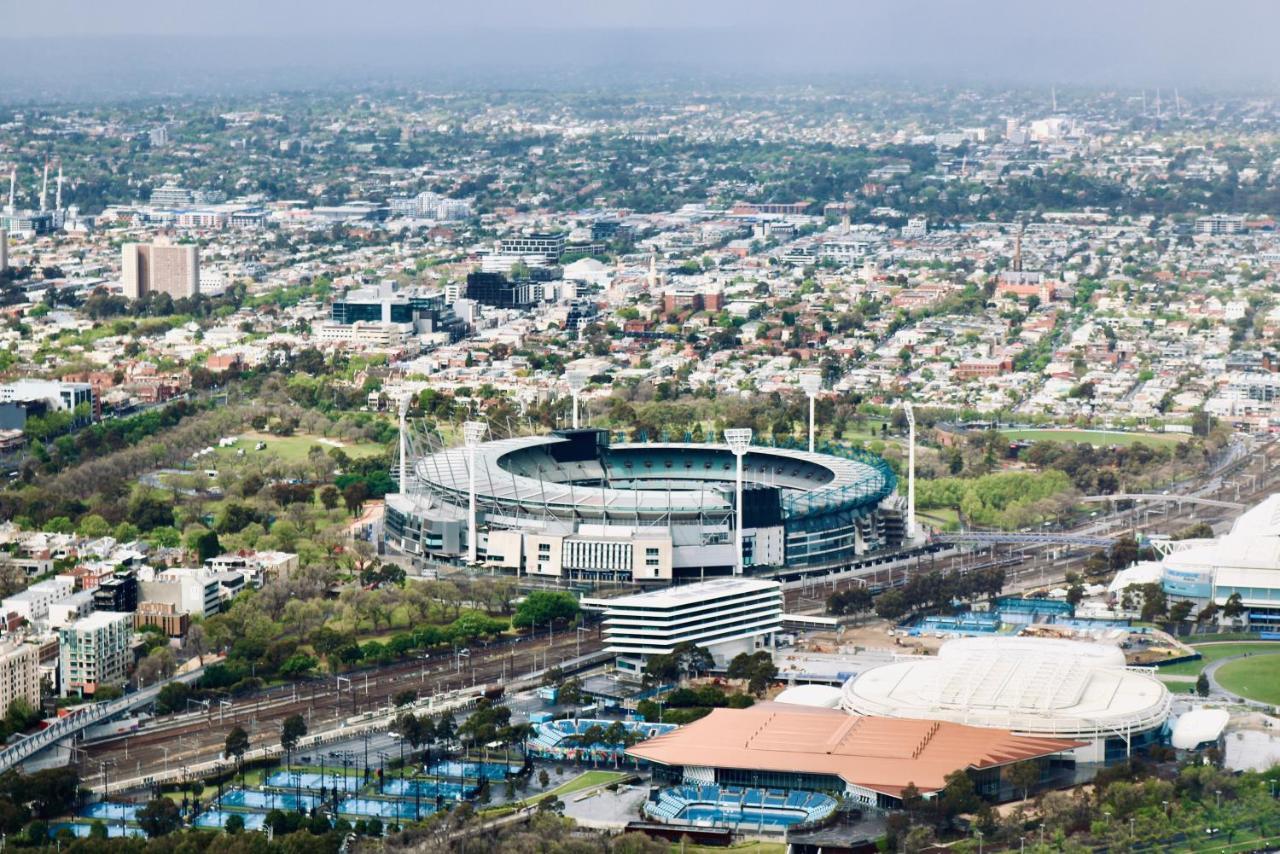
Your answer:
(902, 401), (917, 540)
(397, 394), (412, 494)
(724, 428), (753, 575)
(565, 371), (589, 429)
(463, 421), (488, 565)
(798, 372), (822, 453)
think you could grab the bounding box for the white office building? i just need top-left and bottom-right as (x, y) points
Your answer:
(585, 578), (783, 677)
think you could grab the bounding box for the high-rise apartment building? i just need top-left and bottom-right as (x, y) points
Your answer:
(121, 241), (200, 300)
(58, 611), (133, 697)
(0, 642), (40, 717)
(0, 228), (7, 273)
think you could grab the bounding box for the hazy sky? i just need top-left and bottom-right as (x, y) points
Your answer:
(4, 1), (1280, 97)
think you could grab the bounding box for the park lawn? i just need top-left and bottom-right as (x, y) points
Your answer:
(1215, 654), (1280, 706)
(224, 433), (385, 464)
(671, 844), (786, 854)
(517, 770), (629, 808)
(998, 428), (1187, 448)
(1157, 643), (1280, 677)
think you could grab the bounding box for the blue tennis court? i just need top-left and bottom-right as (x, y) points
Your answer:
(337, 797), (434, 820)
(78, 803), (142, 822)
(265, 771), (363, 792)
(380, 779), (471, 800)
(679, 805), (810, 828)
(220, 789), (321, 811)
(51, 823), (144, 838)
(194, 811), (268, 831)
(427, 760), (519, 781)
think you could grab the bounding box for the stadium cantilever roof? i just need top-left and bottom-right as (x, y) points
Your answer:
(409, 434), (895, 518)
(841, 637), (1171, 741)
(627, 704), (1082, 797)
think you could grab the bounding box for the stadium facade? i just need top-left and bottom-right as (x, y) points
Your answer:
(385, 428), (902, 582)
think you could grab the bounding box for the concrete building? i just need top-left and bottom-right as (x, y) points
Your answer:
(585, 577), (783, 677)
(0, 577), (75, 625)
(0, 642), (40, 717)
(58, 611), (133, 697)
(121, 241), (200, 300)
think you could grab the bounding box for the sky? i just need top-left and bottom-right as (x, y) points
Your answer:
(3, 1), (1280, 98)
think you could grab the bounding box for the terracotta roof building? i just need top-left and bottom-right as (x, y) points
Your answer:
(627, 704), (1081, 809)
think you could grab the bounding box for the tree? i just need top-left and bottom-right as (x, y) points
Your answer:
(186, 623), (209, 666)
(1223, 592), (1246, 621)
(1008, 760), (1041, 801)
(512, 590), (580, 630)
(941, 770), (981, 818)
(137, 797), (182, 837)
(225, 813), (245, 834)
(188, 529), (222, 563)
(1196, 672), (1211, 697)
(319, 485), (341, 511)
(281, 713), (307, 770)
(343, 482), (369, 516)
(1169, 600), (1195, 627)
(225, 726), (250, 766)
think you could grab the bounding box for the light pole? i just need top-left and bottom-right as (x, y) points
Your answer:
(398, 393), (412, 494)
(902, 400), (917, 541)
(799, 372), (821, 453)
(566, 371), (589, 429)
(463, 421), (487, 566)
(724, 428), (753, 575)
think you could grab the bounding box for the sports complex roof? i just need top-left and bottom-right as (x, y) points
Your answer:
(408, 432), (895, 521)
(840, 637), (1171, 741)
(1163, 494), (1280, 574)
(626, 704), (1081, 797)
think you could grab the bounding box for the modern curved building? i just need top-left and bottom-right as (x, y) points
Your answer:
(1161, 495), (1280, 626)
(840, 636), (1171, 763)
(386, 428), (901, 582)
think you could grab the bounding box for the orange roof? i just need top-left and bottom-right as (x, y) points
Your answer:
(626, 705), (1082, 798)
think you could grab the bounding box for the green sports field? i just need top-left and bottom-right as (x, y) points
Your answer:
(1157, 642), (1280, 677)
(999, 428), (1188, 448)
(1215, 654), (1280, 705)
(224, 433), (385, 464)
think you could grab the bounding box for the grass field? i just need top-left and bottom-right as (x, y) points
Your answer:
(999, 428), (1188, 448)
(1215, 654), (1280, 705)
(671, 844), (786, 854)
(549, 770), (628, 798)
(1157, 642), (1280, 677)
(221, 433), (385, 464)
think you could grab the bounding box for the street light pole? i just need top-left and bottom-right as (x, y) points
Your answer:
(463, 421), (487, 566)
(566, 371), (589, 430)
(799, 372), (821, 453)
(724, 428), (753, 575)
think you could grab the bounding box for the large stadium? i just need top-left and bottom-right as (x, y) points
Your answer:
(385, 427), (904, 582)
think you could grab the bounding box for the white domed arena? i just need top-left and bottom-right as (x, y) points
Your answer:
(840, 636), (1171, 763)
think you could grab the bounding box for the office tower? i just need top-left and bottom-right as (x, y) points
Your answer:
(121, 242), (200, 300)
(0, 228), (6, 274)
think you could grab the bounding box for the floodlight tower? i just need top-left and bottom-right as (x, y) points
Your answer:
(724, 428), (753, 575)
(397, 394), (412, 493)
(902, 401), (917, 541)
(799, 372), (822, 453)
(463, 421), (488, 565)
(565, 370), (589, 429)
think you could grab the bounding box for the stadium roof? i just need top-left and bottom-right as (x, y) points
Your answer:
(626, 705), (1081, 797)
(409, 434), (894, 518)
(841, 637), (1171, 740)
(1164, 494), (1280, 574)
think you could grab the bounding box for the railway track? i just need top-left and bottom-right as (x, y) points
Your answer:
(80, 631), (604, 784)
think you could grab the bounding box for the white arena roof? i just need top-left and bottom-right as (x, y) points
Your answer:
(1171, 709), (1229, 750)
(774, 684), (844, 708)
(841, 636), (1171, 742)
(1164, 494), (1280, 575)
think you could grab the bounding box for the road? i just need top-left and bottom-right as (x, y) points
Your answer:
(79, 629), (604, 787)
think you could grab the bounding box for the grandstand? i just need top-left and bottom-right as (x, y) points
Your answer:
(526, 718), (678, 761)
(644, 785), (838, 831)
(386, 428), (902, 580)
